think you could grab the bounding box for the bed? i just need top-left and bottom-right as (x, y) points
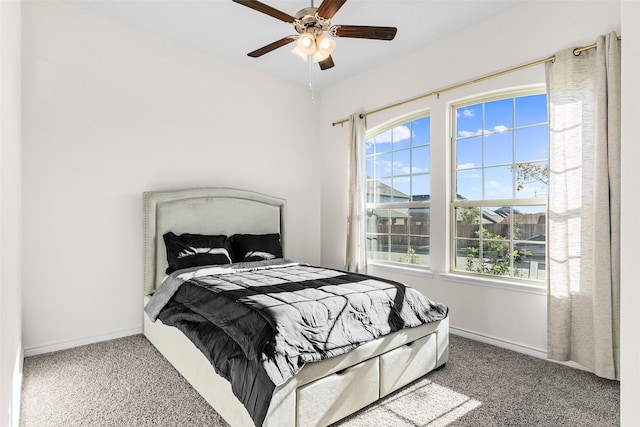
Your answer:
(142, 187), (449, 427)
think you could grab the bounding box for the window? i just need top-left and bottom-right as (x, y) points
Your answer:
(451, 90), (548, 282)
(365, 113), (431, 268)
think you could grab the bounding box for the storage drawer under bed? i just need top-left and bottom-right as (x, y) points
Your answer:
(296, 357), (380, 427)
(379, 332), (437, 397)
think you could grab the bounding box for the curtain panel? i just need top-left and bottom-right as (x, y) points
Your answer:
(546, 32), (621, 380)
(345, 113), (367, 273)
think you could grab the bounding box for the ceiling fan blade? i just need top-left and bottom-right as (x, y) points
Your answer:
(319, 56), (335, 70)
(333, 25), (397, 40)
(232, 0), (295, 23)
(316, 0), (347, 19)
(248, 36), (296, 57)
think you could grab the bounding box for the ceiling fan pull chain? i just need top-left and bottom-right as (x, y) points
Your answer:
(308, 56), (315, 103)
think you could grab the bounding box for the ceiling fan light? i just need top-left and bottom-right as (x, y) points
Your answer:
(291, 45), (309, 62)
(296, 33), (316, 55)
(315, 34), (336, 55)
(312, 34), (336, 63)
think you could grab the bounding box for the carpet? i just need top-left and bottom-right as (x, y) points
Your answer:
(20, 334), (619, 426)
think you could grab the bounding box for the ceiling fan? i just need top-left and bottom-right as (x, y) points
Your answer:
(232, 0), (398, 70)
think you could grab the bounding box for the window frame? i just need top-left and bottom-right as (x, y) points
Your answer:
(449, 87), (548, 284)
(365, 110), (432, 270)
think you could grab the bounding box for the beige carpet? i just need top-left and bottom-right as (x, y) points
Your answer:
(20, 334), (619, 426)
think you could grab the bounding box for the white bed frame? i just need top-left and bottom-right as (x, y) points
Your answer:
(143, 188), (449, 427)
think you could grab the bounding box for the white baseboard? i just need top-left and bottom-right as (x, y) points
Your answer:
(23, 327), (143, 357)
(450, 326), (547, 360)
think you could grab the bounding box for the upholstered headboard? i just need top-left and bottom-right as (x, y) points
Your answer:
(143, 188), (287, 296)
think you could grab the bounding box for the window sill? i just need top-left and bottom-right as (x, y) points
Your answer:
(367, 261), (435, 279)
(440, 272), (547, 295)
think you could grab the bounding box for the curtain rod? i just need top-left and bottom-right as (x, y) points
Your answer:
(331, 35), (621, 127)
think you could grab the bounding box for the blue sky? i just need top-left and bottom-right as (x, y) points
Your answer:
(365, 93), (548, 203)
(366, 116), (431, 199)
(456, 94), (548, 201)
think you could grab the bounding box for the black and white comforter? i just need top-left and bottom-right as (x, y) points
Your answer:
(145, 260), (448, 426)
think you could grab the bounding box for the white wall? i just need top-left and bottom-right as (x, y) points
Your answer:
(620, 2), (640, 425)
(21, 1), (320, 351)
(0, 0), (23, 425)
(319, 1), (621, 355)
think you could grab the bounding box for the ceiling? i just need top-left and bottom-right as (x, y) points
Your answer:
(69, 0), (522, 89)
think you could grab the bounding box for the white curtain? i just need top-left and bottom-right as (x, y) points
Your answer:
(546, 32), (620, 380)
(345, 113), (367, 273)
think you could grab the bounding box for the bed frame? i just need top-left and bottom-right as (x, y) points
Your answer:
(142, 188), (449, 427)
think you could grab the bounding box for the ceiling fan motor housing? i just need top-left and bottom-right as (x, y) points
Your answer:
(293, 7), (331, 36)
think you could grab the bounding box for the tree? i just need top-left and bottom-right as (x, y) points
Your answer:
(513, 163), (548, 192)
(459, 207), (480, 224)
(465, 227), (531, 277)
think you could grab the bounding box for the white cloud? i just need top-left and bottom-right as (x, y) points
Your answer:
(463, 109), (475, 117)
(458, 130), (481, 138)
(457, 162), (476, 170)
(373, 125), (413, 143)
(458, 125), (510, 138)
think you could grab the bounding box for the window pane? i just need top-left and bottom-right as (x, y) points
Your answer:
(516, 94), (548, 126)
(457, 136), (482, 169)
(484, 166), (513, 200)
(411, 174), (429, 201)
(394, 149), (411, 176)
(367, 234), (389, 261)
(513, 206), (546, 279)
(392, 124), (412, 150)
(513, 206), (546, 241)
(390, 177), (411, 202)
(377, 178), (393, 203)
(376, 152), (393, 178)
(455, 207), (481, 238)
(389, 209), (409, 233)
(514, 162), (548, 199)
(484, 131), (513, 167)
(482, 206), (510, 239)
(389, 235), (409, 263)
(456, 104), (482, 138)
(408, 236), (429, 266)
(365, 138), (375, 156)
(366, 155), (375, 178)
(374, 129), (394, 154)
(409, 208), (430, 235)
(455, 238), (479, 271)
(412, 146), (430, 173)
(485, 98), (513, 132)
(367, 208), (389, 234)
(412, 117), (430, 146)
(456, 168), (483, 200)
(515, 124), (548, 162)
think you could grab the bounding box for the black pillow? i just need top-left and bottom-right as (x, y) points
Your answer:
(163, 232), (232, 274)
(230, 233), (283, 262)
